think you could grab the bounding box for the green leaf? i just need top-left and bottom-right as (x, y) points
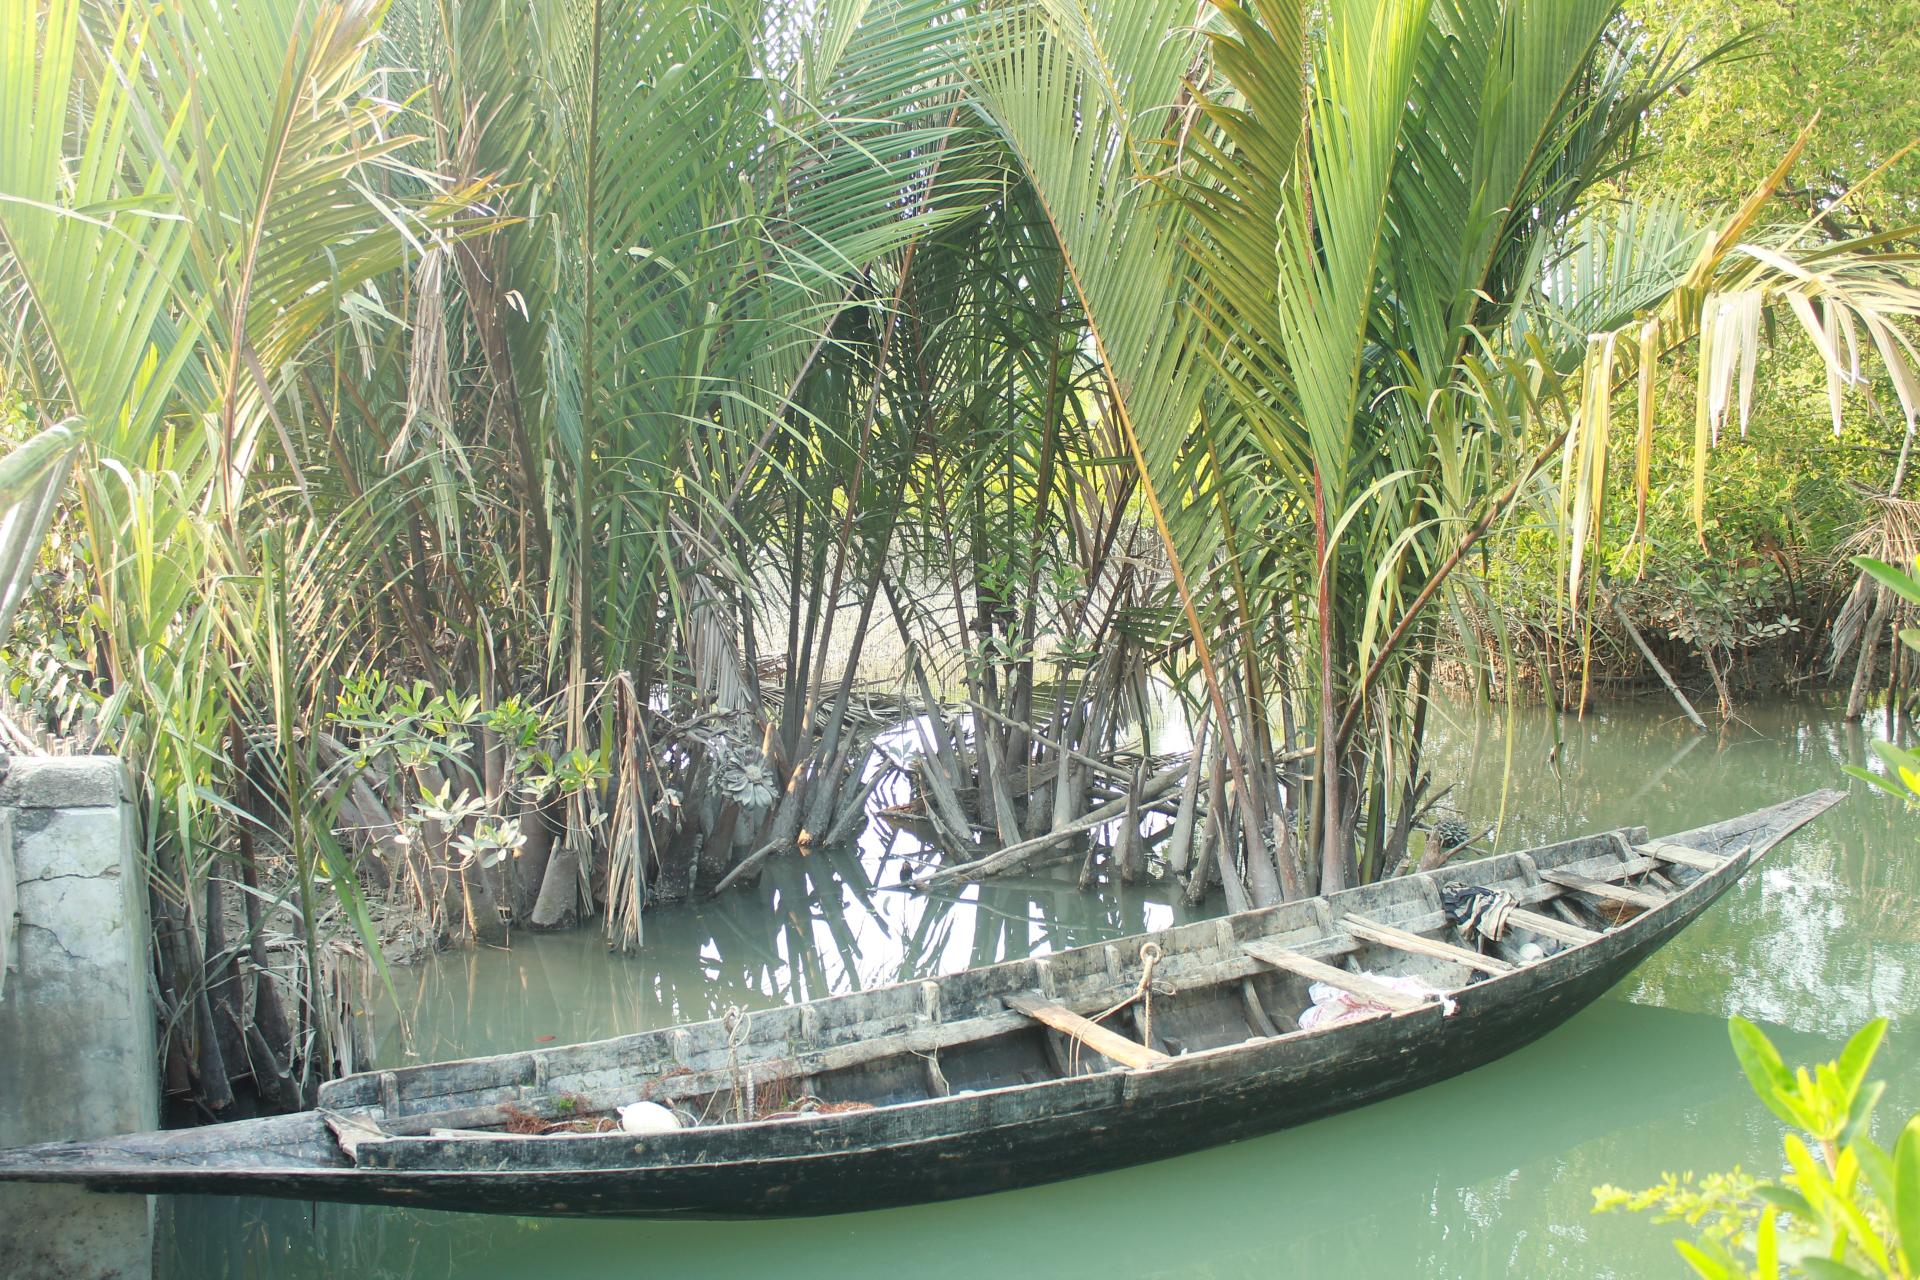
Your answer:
(1784, 1134), (1832, 1205)
(1756, 1185), (1816, 1218)
(1896, 1118), (1920, 1271)
(1756, 1206), (1779, 1280)
(1855, 1139), (1897, 1212)
(1838, 1080), (1885, 1152)
(1835, 1017), (1887, 1100)
(1866, 740), (1920, 775)
(1842, 762), (1916, 801)
(1852, 557), (1920, 608)
(0, 421), (80, 498)
(315, 827), (392, 1003)
(1730, 1016), (1800, 1125)
(1674, 1240), (1741, 1280)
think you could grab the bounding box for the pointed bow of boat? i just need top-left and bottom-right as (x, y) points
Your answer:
(0, 1111), (345, 1189)
(1663, 788), (1845, 858)
(0, 1134), (163, 1184)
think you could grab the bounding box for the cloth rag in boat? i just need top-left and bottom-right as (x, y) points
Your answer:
(1442, 881), (1516, 944)
(1297, 976), (1456, 1030)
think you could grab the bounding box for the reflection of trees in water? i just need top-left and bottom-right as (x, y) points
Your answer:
(158, 1193), (503, 1280)
(367, 824), (1209, 1065)
(726, 840), (1204, 996)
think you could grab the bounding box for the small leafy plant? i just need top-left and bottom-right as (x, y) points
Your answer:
(331, 671), (568, 938)
(1594, 1017), (1919, 1278)
(1843, 556), (1920, 807)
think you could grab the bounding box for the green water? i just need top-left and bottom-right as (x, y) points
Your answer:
(157, 698), (1920, 1278)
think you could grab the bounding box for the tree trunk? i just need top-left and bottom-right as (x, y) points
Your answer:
(1846, 590), (1895, 720)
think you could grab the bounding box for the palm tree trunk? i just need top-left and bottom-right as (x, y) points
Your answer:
(1313, 470), (1348, 893)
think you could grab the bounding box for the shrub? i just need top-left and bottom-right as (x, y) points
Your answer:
(1594, 1017), (1919, 1278)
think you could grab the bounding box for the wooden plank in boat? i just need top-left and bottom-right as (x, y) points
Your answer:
(1635, 841), (1728, 873)
(1506, 908), (1601, 946)
(1240, 940), (1430, 1014)
(1003, 993), (1169, 1069)
(1533, 855), (1660, 886)
(430, 1128), (516, 1140)
(1540, 869), (1665, 911)
(1340, 914), (1516, 976)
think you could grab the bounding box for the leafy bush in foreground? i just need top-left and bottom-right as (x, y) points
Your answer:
(1595, 1017), (1918, 1278)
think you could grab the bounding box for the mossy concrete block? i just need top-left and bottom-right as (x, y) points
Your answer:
(0, 756), (130, 810)
(0, 755), (155, 1279)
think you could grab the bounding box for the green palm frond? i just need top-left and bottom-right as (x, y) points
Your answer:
(0, 419), (80, 643)
(970, 0), (1248, 738)
(0, 0), (202, 458)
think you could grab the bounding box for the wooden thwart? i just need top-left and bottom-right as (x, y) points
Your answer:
(1635, 841), (1728, 873)
(1540, 869), (1665, 911)
(1341, 914), (1516, 976)
(1241, 940), (1431, 1014)
(1507, 908), (1601, 946)
(1003, 992), (1169, 1070)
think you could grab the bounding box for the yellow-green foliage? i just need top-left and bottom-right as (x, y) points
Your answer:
(1630, 0), (1920, 233)
(1596, 1017), (1920, 1279)
(1472, 0), (1920, 661)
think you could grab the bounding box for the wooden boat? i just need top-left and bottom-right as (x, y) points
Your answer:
(0, 790), (1840, 1219)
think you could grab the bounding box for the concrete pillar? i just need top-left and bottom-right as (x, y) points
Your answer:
(0, 756), (156, 1280)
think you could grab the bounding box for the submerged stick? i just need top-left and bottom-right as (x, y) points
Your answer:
(822, 754), (891, 849)
(1164, 708), (1211, 877)
(1115, 760), (1144, 885)
(914, 763), (1184, 888)
(1187, 736), (1228, 907)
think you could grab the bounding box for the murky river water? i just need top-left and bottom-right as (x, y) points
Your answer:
(158, 697), (1920, 1278)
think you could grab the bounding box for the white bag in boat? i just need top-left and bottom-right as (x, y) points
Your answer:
(1297, 974), (1456, 1030)
(618, 1101), (682, 1135)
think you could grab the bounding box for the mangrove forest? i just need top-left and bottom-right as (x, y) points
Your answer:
(0, 0), (1917, 1273)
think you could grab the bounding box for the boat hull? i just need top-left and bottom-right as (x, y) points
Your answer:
(0, 792), (1839, 1218)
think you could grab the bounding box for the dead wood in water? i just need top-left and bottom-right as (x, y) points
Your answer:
(915, 763), (1185, 887)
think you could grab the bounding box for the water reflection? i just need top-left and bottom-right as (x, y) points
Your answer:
(373, 853), (1204, 1068)
(160, 697), (1920, 1279)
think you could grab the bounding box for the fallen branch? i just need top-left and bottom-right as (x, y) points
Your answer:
(1605, 586), (1707, 732)
(913, 763), (1186, 888)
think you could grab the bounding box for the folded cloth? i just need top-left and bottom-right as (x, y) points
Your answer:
(1442, 881), (1515, 943)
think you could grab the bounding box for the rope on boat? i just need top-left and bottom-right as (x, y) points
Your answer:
(1066, 943), (1172, 1074)
(723, 1004), (752, 1122)
(1135, 943), (1163, 1048)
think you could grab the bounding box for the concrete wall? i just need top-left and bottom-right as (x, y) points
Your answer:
(0, 756), (156, 1280)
